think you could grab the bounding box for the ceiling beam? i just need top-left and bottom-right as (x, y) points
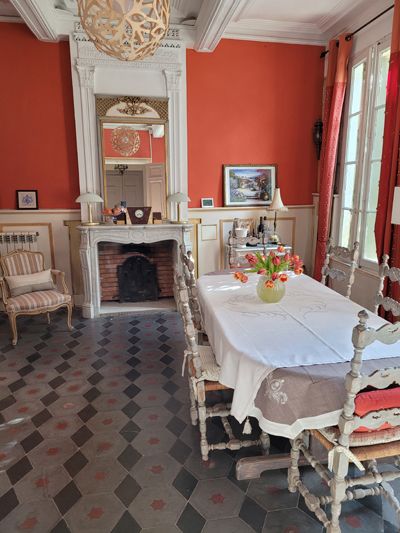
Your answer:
(10, 0), (59, 41)
(194, 0), (247, 52)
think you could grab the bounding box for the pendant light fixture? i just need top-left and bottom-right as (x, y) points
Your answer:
(77, 0), (170, 62)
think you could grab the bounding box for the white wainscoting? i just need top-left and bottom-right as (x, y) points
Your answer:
(0, 209), (81, 300)
(189, 205), (314, 277)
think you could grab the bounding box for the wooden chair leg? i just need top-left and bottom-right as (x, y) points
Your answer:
(260, 431), (270, 455)
(66, 303), (73, 331)
(9, 313), (18, 346)
(328, 453), (349, 533)
(188, 378), (198, 426)
(47, 313), (51, 325)
(198, 401), (209, 461)
(288, 435), (302, 493)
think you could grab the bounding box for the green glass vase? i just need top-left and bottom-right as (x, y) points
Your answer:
(256, 276), (286, 303)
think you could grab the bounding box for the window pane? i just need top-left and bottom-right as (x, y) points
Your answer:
(367, 161), (381, 210)
(371, 106), (385, 160)
(362, 212), (377, 262)
(339, 209), (352, 248)
(343, 164), (356, 208)
(350, 63), (365, 114)
(346, 115), (360, 162)
(376, 48), (390, 107)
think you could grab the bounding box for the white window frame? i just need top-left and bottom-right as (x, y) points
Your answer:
(337, 36), (390, 271)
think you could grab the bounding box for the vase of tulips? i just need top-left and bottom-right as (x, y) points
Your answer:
(233, 247), (303, 303)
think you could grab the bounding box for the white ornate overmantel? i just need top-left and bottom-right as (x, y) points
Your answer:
(78, 224), (192, 318)
(69, 23), (188, 222)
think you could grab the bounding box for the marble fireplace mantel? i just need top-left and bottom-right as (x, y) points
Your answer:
(78, 224), (192, 318)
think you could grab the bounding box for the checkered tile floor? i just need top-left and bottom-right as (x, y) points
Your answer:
(0, 311), (398, 532)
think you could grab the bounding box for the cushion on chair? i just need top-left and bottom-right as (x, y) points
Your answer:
(318, 425), (400, 447)
(5, 270), (55, 297)
(354, 387), (400, 432)
(2, 252), (44, 276)
(5, 290), (71, 313)
(355, 387), (400, 416)
(198, 345), (221, 382)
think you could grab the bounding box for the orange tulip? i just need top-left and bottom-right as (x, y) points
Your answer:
(241, 274), (249, 283)
(279, 274), (288, 282)
(233, 272), (242, 280)
(265, 280), (274, 289)
(294, 268), (303, 275)
(277, 245), (285, 253)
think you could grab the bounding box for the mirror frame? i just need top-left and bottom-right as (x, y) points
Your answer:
(96, 96), (170, 217)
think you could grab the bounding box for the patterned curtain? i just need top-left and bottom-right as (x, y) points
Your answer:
(313, 35), (352, 280)
(374, 0), (400, 312)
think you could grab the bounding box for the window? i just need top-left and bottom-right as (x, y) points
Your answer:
(338, 40), (390, 269)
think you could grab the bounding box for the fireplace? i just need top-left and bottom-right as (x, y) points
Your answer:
(98, 241), (174, 302)
(118, 255), (158, 302)
(77, 224), (192, 318)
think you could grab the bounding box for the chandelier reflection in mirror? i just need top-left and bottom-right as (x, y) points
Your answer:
(77, 0), (170, 61)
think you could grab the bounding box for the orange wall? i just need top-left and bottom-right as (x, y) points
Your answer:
(187, 39), (324, 207)
(0, 23), (79, 209)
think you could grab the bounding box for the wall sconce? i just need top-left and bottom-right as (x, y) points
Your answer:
(313, 120), (323, 160)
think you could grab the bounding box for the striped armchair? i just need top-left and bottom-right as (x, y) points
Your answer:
(0, 251), (73, 345)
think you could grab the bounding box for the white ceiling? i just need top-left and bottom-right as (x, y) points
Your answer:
(53, 0), (203, 25)
(0, 0), (19, 17)
(226, 0), (394, 45)
(1, 0), (393, 48)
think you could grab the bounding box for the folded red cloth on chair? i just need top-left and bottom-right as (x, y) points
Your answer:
(354, 387), (400, 432)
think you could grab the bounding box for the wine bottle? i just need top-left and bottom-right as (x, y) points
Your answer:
(257, 216), (264, 237)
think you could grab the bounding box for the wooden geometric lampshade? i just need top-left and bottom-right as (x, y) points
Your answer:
(77, 0), (170, 62)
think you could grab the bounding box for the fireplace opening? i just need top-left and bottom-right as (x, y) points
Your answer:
(118, 255), (159, 302)
(98, 241), (174, 303)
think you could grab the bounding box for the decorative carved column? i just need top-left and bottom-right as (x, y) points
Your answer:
(164, 69), (188, 221)
(78, 227), (95, 318)
(75, 62), (100, 221)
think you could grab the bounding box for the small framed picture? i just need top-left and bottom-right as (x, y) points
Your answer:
(201, 198), (214, 208)
(223, 164), (276, 207)
(16, 190), (39, 210)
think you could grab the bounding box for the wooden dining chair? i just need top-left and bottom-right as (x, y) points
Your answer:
(321, 239), (359, 299)
(287, 310), (400, 533)
(175, 273), (263, 461)
(179, 245), (206, 338)
(374, 254), (400, 317)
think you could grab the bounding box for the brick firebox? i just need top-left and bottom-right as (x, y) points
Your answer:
(98, 241), (174, 301)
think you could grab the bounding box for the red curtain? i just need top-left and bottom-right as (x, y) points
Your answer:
(374, 0), (400, 309)
(313, 35), (353, 280)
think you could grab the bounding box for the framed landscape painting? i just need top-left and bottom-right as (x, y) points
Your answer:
(223, 164), (276, 207)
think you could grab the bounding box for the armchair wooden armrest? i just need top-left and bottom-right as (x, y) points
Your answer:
(51, 270), (69, 295)
(0, 277), (9, 305)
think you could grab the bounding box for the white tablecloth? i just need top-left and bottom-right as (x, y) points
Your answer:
(197, 273), (400, 425)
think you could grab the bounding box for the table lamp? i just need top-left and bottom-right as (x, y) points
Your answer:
(168, 192), (191, 223)
(392, 187), (400, 225)
(267, 187), (288, 243)
(76, 192), (104, 226)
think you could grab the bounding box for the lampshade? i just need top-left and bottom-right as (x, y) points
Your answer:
(75, 192), (104, 204)
(168, 192), (191, 203)
(77, 0), (170, 62)
(268, 188), (288, 211)
(392, 187), (400, 225)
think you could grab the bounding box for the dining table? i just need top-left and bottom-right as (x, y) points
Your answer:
(197, 272), (400, 480)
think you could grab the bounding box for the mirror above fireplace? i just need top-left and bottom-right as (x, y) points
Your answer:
(96, 96), (169, 220)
